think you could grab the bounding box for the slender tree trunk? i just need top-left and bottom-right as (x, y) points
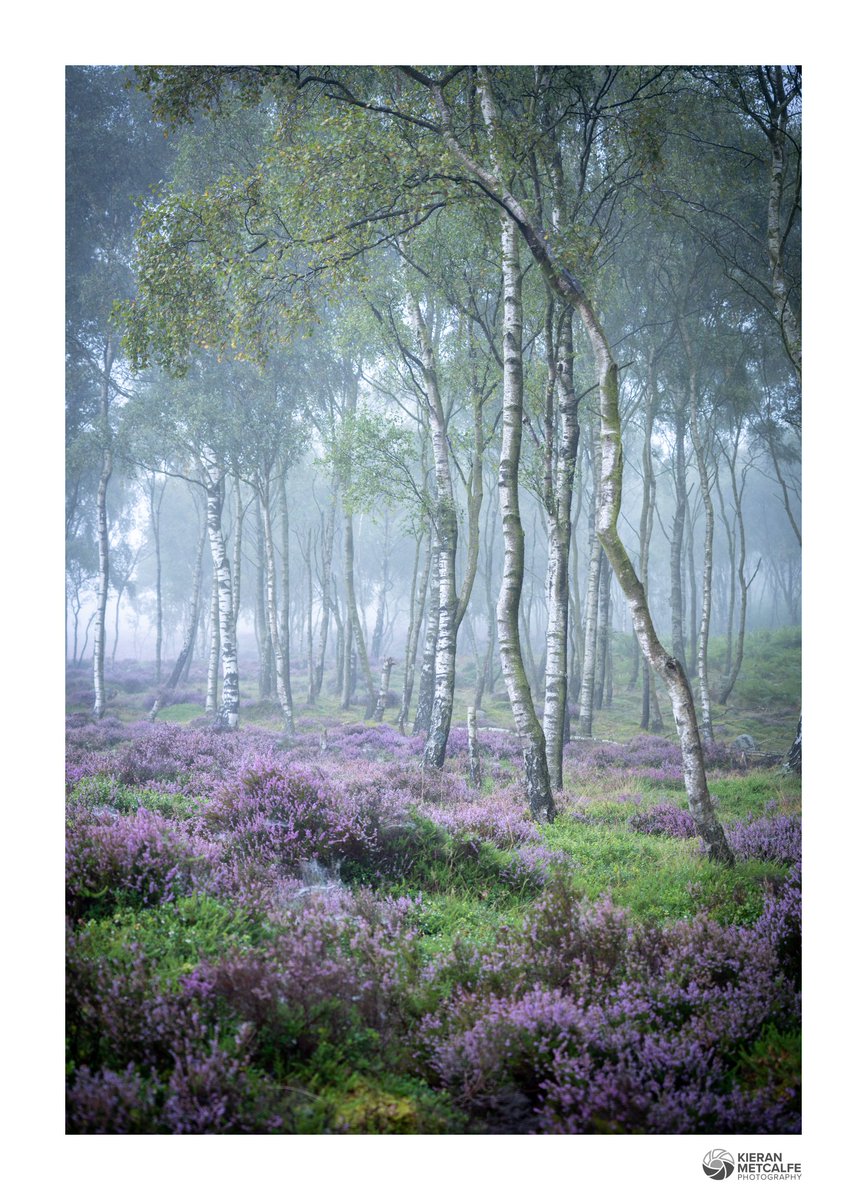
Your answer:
(433, 65), (729, 854)
(204, 469), (239, 729)
(765, 73), (801, 384)
(78, 611), (96, 667)
(305, 529), (316, 704)
(669, 405), (687, 668)
(578, 303), (733, 864)
(148, 474), (166, 684)
(259, 485), (295, 732)
(150, 519), (207, 720)
(342, 508), (376, 714)
(685, 497), (698, 678)
(715, 472), (736, 680)
(785, 715), (802, 775)
(205, 568), (220, 717)
(717, 450), (757, 707)
(568, 506), (584, 705)
(231, 474), (244, 641)
(467, 705), (482, 788)
(593, 555), (612, 711)
(370, 512), (390, 662)
(254, 501), (273, 700)
(408, 296), (459, 770)
(542, 306), (580, 789)
(92, 335), (115, 719)
(278, 475), (294, 718)
(413, 540), (439, 735)
(682, 319), (715, 741)
(638, 361), (662, 731)
(374, 657), (396, 722)
(496, 216), (555, 820)
(398, 529), (431, 734)
(314, 489), (337, 699)
(577, 441), (603, 737)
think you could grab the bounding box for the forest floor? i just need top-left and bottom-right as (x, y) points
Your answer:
(65, 628), (801, 1134)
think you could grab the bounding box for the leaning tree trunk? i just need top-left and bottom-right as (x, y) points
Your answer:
(496, 216), (555, 821)
(92, 335), (115, 719)
(434, 68), (730, 858)
(579, 308), (733, 864)
(638, 362), (663, 732)
(204, 468), (239, 730)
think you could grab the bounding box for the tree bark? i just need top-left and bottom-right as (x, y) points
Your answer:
(413, 538), (439, 735)
(205, 568), (220, 718)
(374, 657), (396, 722)
(669, 404), (687, 668)
(430, 66), (730, 855)
(577, 439), (603, 737)
(259, 484), (295, 732)
(314, 489), (337, 700)
(681, 317), (715, 740)
(204, 468), (239, 729)
(92, 335), (115, 719)
(496, 215), (555, 820)
(398, 529), (431, 734)
(542, 306), (580, 789)
(467, 705), (482, 788)
(407, 296), (459, 770)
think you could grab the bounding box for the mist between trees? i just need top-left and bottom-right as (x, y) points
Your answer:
(67, 65), (801, 862)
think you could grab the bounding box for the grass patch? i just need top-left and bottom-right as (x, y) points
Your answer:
(74, 894), (268, 983)
(541, 817), (786, 925)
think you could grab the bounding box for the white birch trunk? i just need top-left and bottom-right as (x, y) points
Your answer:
(204, 469), (239, 730)
(407, 296), (459, 770)
(542, 309), (579, 788)
(496, 216), (555, 821)
(681, 318), (715, 741)
(205, 568), (219, 717)
(435, 69), (729, 853)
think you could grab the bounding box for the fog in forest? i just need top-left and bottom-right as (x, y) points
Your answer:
(64, 61), (805, 1141)
(67, 66), (800, 744)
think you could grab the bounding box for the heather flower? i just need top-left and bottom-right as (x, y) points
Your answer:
(726, 815), (801, 864)
(629, 802), (697, 839)
(66, 804), (228, 915)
